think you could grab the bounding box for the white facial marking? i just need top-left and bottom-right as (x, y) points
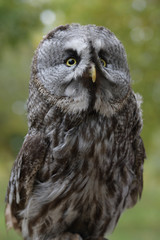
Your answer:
(64, 85), (76, 97)
(94, 39), (105, 51)
(64, 38), (88, 54)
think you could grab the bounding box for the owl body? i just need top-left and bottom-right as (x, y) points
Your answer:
(6, 24), (145, 240)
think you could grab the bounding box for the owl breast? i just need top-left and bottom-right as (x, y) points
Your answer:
(22, 104), (135, 239)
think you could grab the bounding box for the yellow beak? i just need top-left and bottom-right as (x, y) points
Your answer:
(90, 64), (96, 83)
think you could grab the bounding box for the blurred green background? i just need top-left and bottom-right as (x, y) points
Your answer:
(0, 0), (160, 239)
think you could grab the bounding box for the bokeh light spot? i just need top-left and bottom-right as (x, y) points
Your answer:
(130, 27), (145, 42)
(130, 27), (153, 43)
(40, 10), (56, 26)
(152, 81), (160, 103)
(12, 101), (26, 115)
(132, 0), (147, 12)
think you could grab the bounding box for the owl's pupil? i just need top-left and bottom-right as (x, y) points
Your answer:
(69, 59), (75, 65)
(66, 58), (77, 66)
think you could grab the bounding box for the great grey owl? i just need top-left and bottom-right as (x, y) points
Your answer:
(5, 24), (146, 240)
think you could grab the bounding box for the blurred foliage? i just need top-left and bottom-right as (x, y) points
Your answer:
(0, 0), (43, 49)
(0, 0), (160, 240)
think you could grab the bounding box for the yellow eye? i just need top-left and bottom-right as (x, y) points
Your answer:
(100, 58), (107, 67)
(66, 58), (77, 67)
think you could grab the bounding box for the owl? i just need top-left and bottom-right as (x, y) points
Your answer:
(5, 24), (146, 240)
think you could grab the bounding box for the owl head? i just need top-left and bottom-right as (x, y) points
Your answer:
(30, 24), (131, 116)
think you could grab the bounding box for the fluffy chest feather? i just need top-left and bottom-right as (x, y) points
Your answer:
(30, 112), (130, 235)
